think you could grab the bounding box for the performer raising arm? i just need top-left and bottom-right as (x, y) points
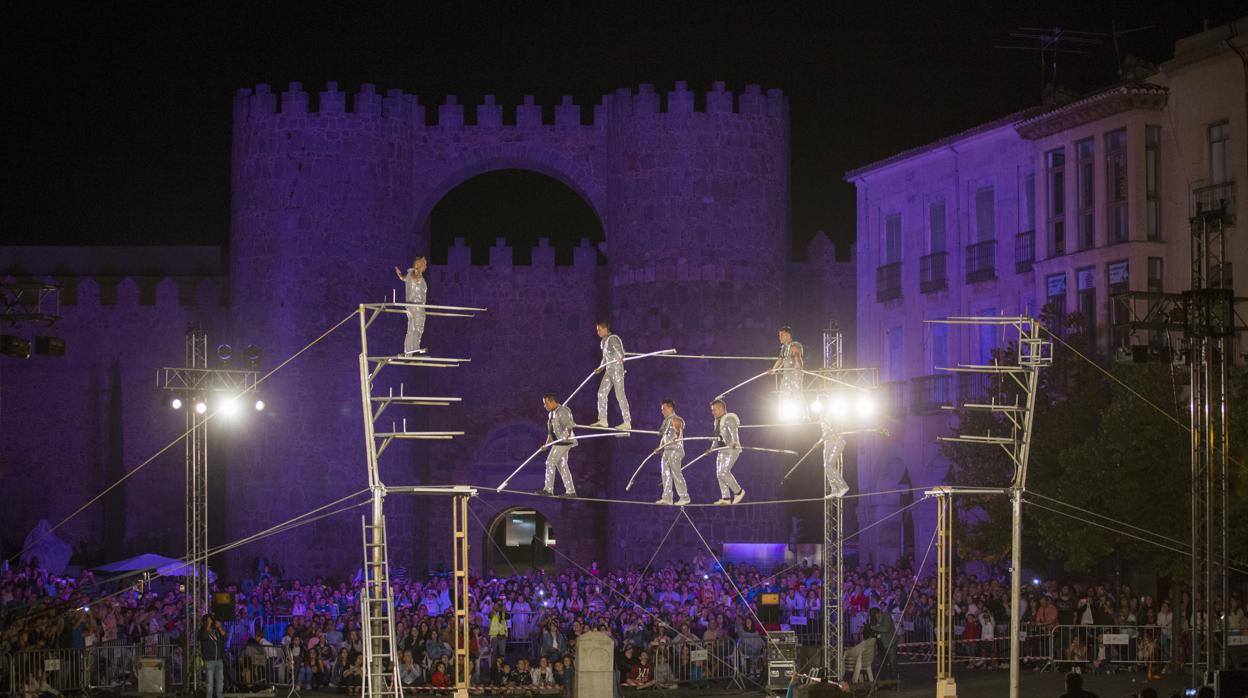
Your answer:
(771, 325), (804, 415)
(590, 322), (632, 430)
(708, 399), (745, 505)
(393, 255), (429, 355)
(540, 393), (578, 498)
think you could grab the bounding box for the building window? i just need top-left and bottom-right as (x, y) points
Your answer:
(1106, 129), (1128, 244)
(977, 307), (998, 364)
(1146, 126), (1161, 240)
(1024, 172), (1036, 232)
(1077, 266), (1096, 345)
(930, 321), (949, 370)
(929, 201), (946, 253)
(1209, 120), (1230, 183)
(887, 326), (904, 381)
(1108, 260), (1129, 350)
(1046, 272), (1067, 337)
(975, 185), (995, 242)
(877, 213), (903, 301)
(1148, 257), (1164, 346)
(1047, 148), (1066, 256)
(1077, 138), (1095, 250)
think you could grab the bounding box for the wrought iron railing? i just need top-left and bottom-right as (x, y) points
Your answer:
(965, 240), (997, 283)
(920, 252), (948, 293)
(876, 262), (903, 302)
(1015, 230), (1035, 273)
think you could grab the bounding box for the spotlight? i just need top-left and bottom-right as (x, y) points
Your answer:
(216, 344), (233, 361)
(829, 395), (850, 419)
(221, 397), (240, 417)
(810, 398), (823, 414)
(244, 345), (262, 370)
(854, 393), (876, 419)
(778, 399), (800, 422)
(35, 336), (66, 357)
(1032, 578), (1041, 586)
(1, 335), (32, 359)
(254, 399), (265, 411)
(195, 401), (208, 415)
(171, 398), (183, 410)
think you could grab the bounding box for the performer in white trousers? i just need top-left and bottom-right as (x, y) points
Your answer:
(655, 400), (690, 505)
(540, 393), (577, 497)
(590, 322), (632, 430)
(771, 326), (804, 414)
(820, 406), (851, 498)
(708, 399), (745, 505)
(393, 255), (429, 355)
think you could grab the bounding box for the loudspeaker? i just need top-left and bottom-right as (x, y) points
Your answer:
(212, 591), (236, 621)
(758, 592), (781, 624)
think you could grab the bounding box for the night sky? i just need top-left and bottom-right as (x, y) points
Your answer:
(3, 2), (1242, 257)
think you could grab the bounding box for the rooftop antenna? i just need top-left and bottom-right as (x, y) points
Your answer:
(1109, 20), (1153, 78)
(997, 27), (1104, 101)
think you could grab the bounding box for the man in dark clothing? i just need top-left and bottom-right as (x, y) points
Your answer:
(1058, 671), (1099, 698)
(866, 608), (897, 680)
(198, 614), (227, 698)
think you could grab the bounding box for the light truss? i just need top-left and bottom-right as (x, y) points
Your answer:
(0, 282), (60, 325)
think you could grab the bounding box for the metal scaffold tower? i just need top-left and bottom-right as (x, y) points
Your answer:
(1114, 194), (1243, 684)
(355, 302), (484, 698)
(812, 321), (878, 678)
(935, 316), (1050, 698)
(158, 324), (260, 693)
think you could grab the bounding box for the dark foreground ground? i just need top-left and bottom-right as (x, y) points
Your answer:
(200, 665), (1193, 697)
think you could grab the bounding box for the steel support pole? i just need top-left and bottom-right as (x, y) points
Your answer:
(1009, 490), (1022, 698)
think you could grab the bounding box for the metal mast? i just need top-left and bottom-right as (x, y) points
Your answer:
(355, 301), (484, 698)
(1114, 193), (1241, 684)
(936, 316), (1050, 698)
(184, 326), (208, 694)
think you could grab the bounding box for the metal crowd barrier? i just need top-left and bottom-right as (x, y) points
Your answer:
(648, 638), (741, 684)
(7, 648), (84, 696)
(1050, 624), (1170, 669)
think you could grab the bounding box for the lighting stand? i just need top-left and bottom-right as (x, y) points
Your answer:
(935, 316), (1050, 698)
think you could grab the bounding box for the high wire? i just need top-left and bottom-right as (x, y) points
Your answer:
(10, 309), (361, 563)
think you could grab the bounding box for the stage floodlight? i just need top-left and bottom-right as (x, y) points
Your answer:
(244, 345), (262, 370)
(221, 397), (240, 417)
(778, 399), (800, 422)
(35, 336), (66, 357)
(171, 398), (183, 410)
(217, 344), (233, 361)
(829, 395), (850, 419)
(1, 335), (32, 359)
(810, 398), (823, 414)
(854, 393), (876, 419)
(254, 399), (265, 411)
(195, 400), (208, 415)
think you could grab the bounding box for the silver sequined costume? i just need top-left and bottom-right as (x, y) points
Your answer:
(777, 340), (804, 396)
(402, 270), (428, 354)
(596, 333), (631, 425)
(658, 412), (689, 503)
(544, 404), (577, 495)
(712, 412), (744, 500)
(820, 410), (850, 497)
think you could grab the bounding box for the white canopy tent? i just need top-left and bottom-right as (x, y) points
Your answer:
(93, 553), (217, 582)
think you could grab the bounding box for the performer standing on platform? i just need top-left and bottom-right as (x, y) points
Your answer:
(655, 400), (691, 506)
(591, 322), (632, 430)
(541, 393), (578, 497)
(394, 255), (429, 355)
(819, 403), (851, 498)
(771, 326), (804, 413)
(708, 399), (745, 505)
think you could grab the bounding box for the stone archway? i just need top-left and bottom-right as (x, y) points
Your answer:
(483, 506), (556, 576)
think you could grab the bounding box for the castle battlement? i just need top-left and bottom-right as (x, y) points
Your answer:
(437, 236), (601, 270)
(1, 274), (227, 309)
(233, 81), (787, 128)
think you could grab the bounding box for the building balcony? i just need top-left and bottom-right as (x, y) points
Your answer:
(919, 252), (948, 293)
(1015, 230), (1035, 273)
(911, 374), (951, 415)
(957, 372), (1000, 404)
(965, 240), (997, 283)
(1193, 180), (1236, 222)
(876, 262), (903, 302)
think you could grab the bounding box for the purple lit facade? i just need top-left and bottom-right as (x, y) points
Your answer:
(846, 19), (1246, 564)
(2, 82), (855, 578)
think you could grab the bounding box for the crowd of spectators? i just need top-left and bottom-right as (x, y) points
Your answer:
(3, 554), (1246, 692)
